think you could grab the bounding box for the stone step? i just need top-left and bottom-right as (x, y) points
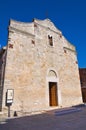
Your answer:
(0, 112), (7, 124)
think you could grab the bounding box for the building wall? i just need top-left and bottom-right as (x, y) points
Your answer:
(79, 68), (86, 102)
(0, 47), (6, 111)
(2, 19), (82, 116)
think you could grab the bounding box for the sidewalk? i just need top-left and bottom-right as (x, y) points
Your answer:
(0, 112), (7, 124)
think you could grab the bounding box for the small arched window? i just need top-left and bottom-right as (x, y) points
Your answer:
(48, 35), (53, 46)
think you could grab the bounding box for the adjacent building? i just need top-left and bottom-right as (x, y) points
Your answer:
(79, 68), (86, 103)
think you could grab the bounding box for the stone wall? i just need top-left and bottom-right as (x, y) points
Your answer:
(2, 19), (82, 116)
(0, 48), (6, 111)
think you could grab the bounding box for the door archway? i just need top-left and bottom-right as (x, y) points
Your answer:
(47, 70), (58, 106)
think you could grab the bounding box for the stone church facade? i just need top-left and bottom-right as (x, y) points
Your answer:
(0, 18), (82, 116)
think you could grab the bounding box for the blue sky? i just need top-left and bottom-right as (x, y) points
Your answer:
(0, 0), (86, 68)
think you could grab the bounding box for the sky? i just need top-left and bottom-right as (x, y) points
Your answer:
(0, 0), (86, 68)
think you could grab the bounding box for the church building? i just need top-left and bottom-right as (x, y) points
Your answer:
(0, 18), (82, 116)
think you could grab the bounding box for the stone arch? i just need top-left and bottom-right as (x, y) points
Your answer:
(48, 70), (57, 78)
(47, 68), (58, 82)
(47, 69), (58, 106)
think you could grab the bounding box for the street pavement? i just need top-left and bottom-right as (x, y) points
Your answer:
(0, 105), (86, 130)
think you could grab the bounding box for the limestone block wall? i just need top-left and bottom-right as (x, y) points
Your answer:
(59, 46), (82, 106)
(2, 19), (82, 116)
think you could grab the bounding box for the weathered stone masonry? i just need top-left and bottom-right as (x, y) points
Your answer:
(0, 47), (6, 111)
(1, 18), (83, 116)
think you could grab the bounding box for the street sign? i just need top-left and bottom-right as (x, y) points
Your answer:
(7, 89), (14, 104)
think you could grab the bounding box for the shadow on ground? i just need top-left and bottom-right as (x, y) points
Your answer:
(0, 104), (86, 130)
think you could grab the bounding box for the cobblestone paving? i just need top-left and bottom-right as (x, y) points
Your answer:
(0, 106), (86, 130)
